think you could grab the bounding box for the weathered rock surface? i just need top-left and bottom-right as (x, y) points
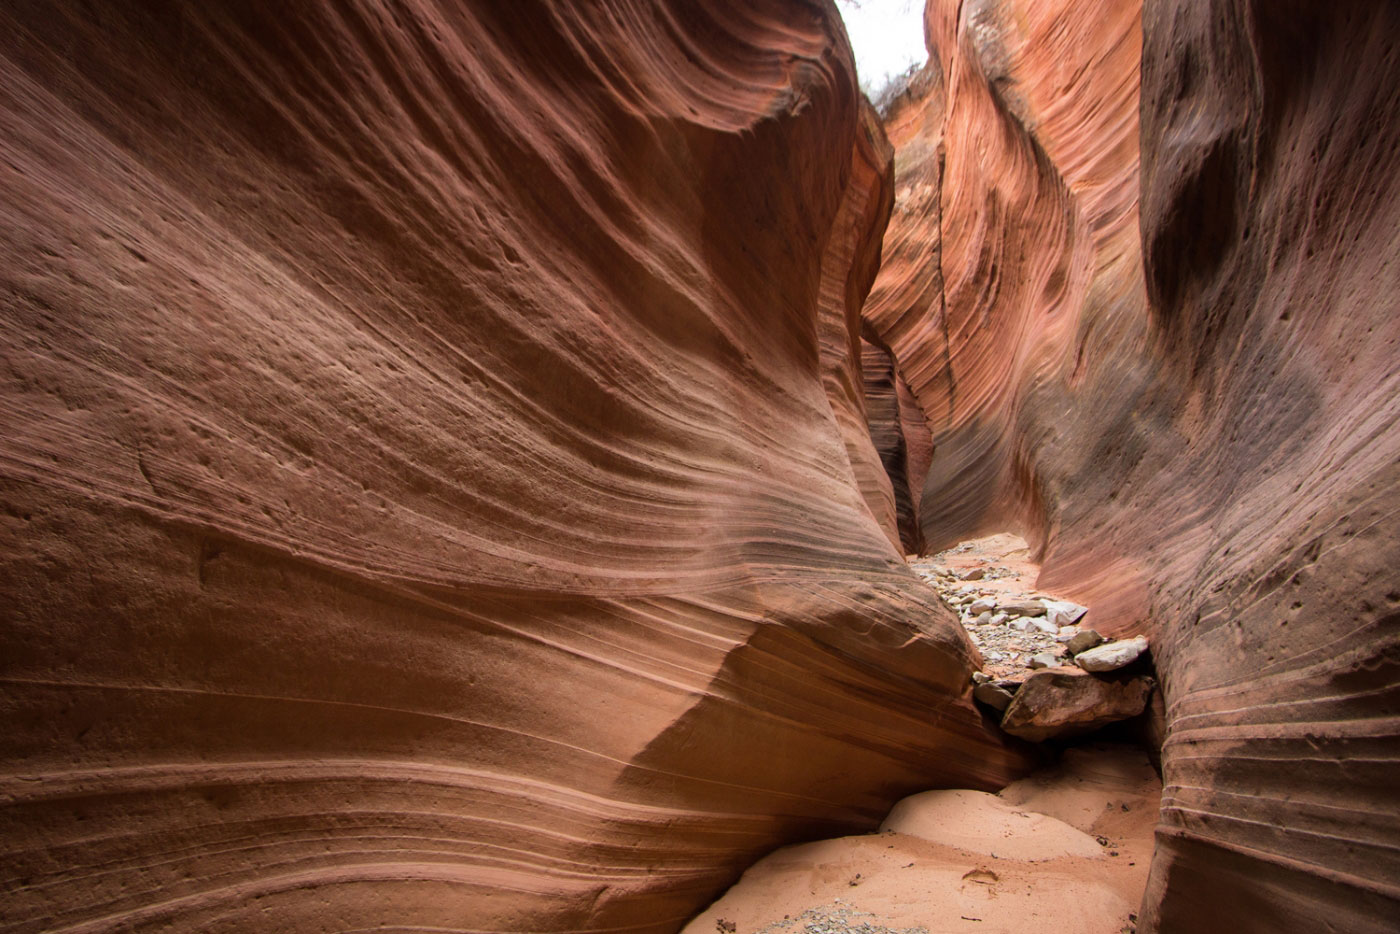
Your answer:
(1067, 629), (1106, 656)
(1045, 600), (1088, 629)
(861, 338), (925, 554)
(973, 681), (1016, 712)
(0, 2), (1034, 931)
(865, 0), (1400, 928)
(1000, 669), (1154, 743)
(1075, 636), (1150, 673)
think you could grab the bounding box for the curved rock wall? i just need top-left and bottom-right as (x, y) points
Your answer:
(816, 101), (902, 552)
(866, 0), (1400, 929)
(1135, 3), (1400, 930)
(860, 337), (925, 555)
(0, 2), (1031, 931)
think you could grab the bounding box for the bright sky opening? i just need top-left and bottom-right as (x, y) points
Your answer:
(835, 0), (929, 96)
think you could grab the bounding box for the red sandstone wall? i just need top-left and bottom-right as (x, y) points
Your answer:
(0, 2), (1030, 931)
(816, 101), (903, 551)
(860, 337), (925, 554)
(866, 0), (1400, 929)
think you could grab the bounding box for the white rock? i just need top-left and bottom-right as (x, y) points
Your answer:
(968, 597), (997, 615)
(1054, 626), (1080, 643)
(1028, 652), (1059, 669)
(1008, 617), (1032, 632)
(989, 612), (1008, 626)
(1045, 600), (1089, 628)
(975, 612), (993, 625)
(1075, 636), (1150, 672)
(1030, 617), (1058, 634)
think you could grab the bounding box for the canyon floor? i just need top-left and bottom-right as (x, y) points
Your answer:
(909, 533), (1080, 680)
(683, 743), (1159, 934)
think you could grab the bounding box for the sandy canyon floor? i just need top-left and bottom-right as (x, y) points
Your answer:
(683, 743), (1159, 934)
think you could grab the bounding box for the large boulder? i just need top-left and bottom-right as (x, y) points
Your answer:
(1000, 668), (1154, 743)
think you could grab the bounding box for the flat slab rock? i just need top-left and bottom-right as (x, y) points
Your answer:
(1075, 635), (1149, 672)
(1000, 667), (1154, 742)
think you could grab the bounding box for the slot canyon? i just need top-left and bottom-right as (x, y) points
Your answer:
(1, 0), (1397, 932)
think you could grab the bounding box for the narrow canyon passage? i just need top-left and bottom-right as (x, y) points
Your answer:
(1, 1), (1398, 933)
(685, 532), (1167, 934)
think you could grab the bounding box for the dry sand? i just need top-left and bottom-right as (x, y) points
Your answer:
(682, 744), (1159, 934)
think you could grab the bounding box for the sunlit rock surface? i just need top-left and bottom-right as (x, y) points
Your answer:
(0, 2), (1031, 931)
(865, 0), (1400, 930)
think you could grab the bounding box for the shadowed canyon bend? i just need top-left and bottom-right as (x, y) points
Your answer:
(1, 1), (1397, 932)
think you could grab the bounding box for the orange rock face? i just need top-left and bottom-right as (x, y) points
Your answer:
(860, 337), (926, 554)
(0, 2), (1031, 931)
(866, 0), (1400, 929)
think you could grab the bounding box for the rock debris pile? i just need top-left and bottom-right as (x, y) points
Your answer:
(910, 535), (1156, 743)
(743, 902), (928, 934)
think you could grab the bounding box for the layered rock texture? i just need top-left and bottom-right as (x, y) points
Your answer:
(0, 2), (1031, 931)
(5, 0), (1400, 930)
(865, 0), (1400, 930)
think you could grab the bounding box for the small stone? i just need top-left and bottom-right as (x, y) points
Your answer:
(974, 681), (1016, 712)
(956, 567), (986, 581)
(1028, 652), (1059, 669)
(1029, 617), (1058, 634)
(998, 599), (1046, 616)
(972, 671), (992, 684)
(975, 611), (993, 625)
(1075, 635), (1150, 672)
(1007, 617), (1032, 632)
(1045, 599), (1089, 628)
(968, 597), (997, 615)
(988, 612), (1008, 626)
(1066, 629), (1105, 655)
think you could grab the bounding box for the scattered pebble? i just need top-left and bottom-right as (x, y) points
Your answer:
(753, 904), (930, 934)
(910, 543), (1149, 685)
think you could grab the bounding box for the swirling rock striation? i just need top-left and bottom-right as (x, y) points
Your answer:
(0, 2), (1032, 932)
(865, 0), (1400, 930)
